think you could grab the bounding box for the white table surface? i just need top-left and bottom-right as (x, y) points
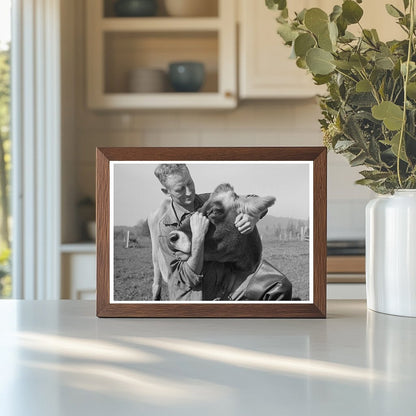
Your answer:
(0, 300), (415, 416)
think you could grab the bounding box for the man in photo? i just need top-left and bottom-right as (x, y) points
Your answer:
(148, 164), (260, 301)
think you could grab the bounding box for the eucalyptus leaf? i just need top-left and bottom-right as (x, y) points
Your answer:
(339, 31), (356, 43)
(336, 15), (348, 36)
(388, 132), (409, 162)
(407, 82), (416, 99)
(369, 136), (382, 163)
(334, 139), (355, 151)
(342, 0), (363, 24)
(277, 23), (299, 43)
(356, 178), (379, 186)
(333, 60), (353, 70)
(306, 48), (336, 75)
(313, 74), (332, 85)
(328, 22), (338, 44)
(266, 0), (287, 11)
(363, 29), (376, 46)
(344, 114), (372, 147)
(350, 54), (368, 70)
(294, 33), (316, 58)
(385, 4), (404, 18)
(375, 55), (395, 70)
(360, 170), (391, 180)
(330, 5), (342, 22)
(401, 61), (416, 76)
(371, 29), (380, 42)
(304, 8), (329, 35)
(356, 79), (372, 93)
(296, 57), (308, 69)
(276, 14), (288, 24)
(372, 101), (404, 130)
(349, 152), (368, 167)
(296, 8), (307, 23)
(318, 27), (334, 52)
(403, 0), (409, 10)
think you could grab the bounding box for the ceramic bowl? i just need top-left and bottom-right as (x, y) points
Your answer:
(128, 68), (167, 93)
(164, 0), (217, 17)
(114, 0), (158, 17)
(168, 62), (205, 92)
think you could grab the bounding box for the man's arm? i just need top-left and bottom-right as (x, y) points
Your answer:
(186, 212), (209, 274)
(162, 212), (210, 299)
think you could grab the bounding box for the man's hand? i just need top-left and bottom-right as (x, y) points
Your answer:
(190, 212), (210, 241)
(235, 213), (259, 235)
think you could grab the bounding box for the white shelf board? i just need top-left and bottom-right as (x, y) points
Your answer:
(101, 17), (221, 32)
(89, 92), (236, 110)
(60, 243), (96, 254)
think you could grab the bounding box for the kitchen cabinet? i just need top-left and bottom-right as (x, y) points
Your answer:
(86, 0), (237, 109)
(61, 245), (96, 300)
(238, 0), (404, 99)
(238, 0), (325, 99)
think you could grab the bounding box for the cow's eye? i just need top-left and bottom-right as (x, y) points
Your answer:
(208, 207), (224, 219)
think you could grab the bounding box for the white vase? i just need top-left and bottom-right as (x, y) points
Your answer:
(366, 190), (416, 317)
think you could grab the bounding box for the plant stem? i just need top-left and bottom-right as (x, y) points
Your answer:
(397, 0), (415, 188)
(334, 68), (358, 84)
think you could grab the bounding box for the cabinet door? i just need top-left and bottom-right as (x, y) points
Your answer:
(239, 0), (403, 99)
(239, 0), (326, 99)
(62, 253), (96, 300)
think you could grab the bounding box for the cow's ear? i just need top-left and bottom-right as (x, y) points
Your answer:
(243, 196), (276, 217)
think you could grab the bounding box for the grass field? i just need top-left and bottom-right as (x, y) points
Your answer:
(114, 236), (309, 301)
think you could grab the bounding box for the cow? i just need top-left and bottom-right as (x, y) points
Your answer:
(167, 183), (293, 301)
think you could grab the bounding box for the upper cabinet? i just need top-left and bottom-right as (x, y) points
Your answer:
(238, 0), (326, 99)
(86, 0), (405, 109)
(86, 0), (237, 109)
(238, 0), (404, 100)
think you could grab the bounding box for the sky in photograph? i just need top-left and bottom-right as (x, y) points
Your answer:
(113, 162), (311, 226)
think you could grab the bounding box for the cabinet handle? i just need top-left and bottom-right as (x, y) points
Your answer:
(225, 91), (234, 99)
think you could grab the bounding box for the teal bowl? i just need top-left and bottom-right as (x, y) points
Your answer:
(168, 62), (205, 92)
(114, 0), (157, 17)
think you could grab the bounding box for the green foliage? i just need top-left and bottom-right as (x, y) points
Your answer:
(0, 47), (10, 129)
(266, 0), (416, 193)
(0, 247), (11, 298)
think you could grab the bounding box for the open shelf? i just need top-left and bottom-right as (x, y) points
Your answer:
(86, 0), (236, 109)
(104, 31), (218, 94)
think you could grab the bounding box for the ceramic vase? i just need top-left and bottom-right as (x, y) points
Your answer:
(366, 190), (416, 317)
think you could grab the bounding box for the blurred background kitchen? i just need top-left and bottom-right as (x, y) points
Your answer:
(2, 0), (404, 300)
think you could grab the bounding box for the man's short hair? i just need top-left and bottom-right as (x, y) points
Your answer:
(154, 164), (190, 187)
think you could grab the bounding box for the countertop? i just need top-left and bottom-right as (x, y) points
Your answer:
(0, 300), (415, 415)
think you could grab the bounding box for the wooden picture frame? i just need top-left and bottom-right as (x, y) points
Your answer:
(96, 147), (327, 318)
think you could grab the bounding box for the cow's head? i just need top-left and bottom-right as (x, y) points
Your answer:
(168, 184), (276, 271)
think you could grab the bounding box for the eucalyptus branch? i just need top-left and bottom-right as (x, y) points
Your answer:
(397, 0), (415, 188)
(358, 69), (381, 104)
(334, 68), (359, 84)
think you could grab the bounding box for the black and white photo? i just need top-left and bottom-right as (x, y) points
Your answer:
(110, 161), (313, 303)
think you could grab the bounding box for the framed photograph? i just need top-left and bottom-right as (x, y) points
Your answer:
(96, 147), (327, 318)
